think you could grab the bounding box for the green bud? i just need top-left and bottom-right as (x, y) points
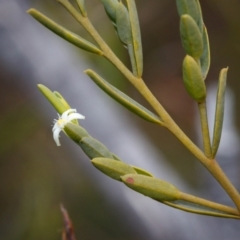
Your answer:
(38, 84), (70, 114)
(101, 0), (119, 23)
(182, 55), (206, 103)
(91, 158), (137, 181)
(116, 1), (132, 46)
(176, 0), (202, 31)
(79, 137), (114, 159)
(131, 166), (154, 177)
(121, 174), (180, 201)
(64, 122), (90, 143)
(180, 14), (203, 59)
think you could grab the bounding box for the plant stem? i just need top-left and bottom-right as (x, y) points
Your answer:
(198, 101), (212, 158)
(180, 192), (240, 218)
(58, 0), (240, 213)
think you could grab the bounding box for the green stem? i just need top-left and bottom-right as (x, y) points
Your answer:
(57, 0), (240, 213)
(180, 192), (240, 218)
(198, 101), (212, 158)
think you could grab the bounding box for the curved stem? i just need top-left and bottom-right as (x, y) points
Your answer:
(58, 0), (240, 213)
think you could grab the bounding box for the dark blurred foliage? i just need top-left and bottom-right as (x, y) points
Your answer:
(1, 0), (240, 239)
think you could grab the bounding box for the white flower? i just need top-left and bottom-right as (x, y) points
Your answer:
(52, 109), (85, 146)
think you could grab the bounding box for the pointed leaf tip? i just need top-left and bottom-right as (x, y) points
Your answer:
(85, 69), (163, 124)
(212, 67), (228, 158)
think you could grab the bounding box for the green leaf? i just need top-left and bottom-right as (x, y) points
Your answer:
(116, 1), (132, 45)
(180, 14), (203, 59)
(37, 84), (70, 114)
(195, 0), (204, 33)
(91, 158), (137, 181)
(126, 0), (143, 77)
(200, 26), (211, 80)
(76, 0), (87, 17)
(121, 174), (180, 201)
(85, 70), (163, 124)
(164, 199), (240, 219)
(79, 137), (114, 160)
(182, 55), (206, 102)
(212, 68), (228, 158)
(131, 166), (154, 177)
(176, 0), (202, 32)
(28, 9), (102, 55)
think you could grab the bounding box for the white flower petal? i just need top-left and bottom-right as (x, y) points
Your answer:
(61, 109), (76, 119)
(52, 109), (85, 147)
(53, 127), (62, 146)
(67, 113), (85, 121)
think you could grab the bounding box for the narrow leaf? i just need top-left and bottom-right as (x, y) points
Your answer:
(180, 14), (203, 59)
(121, 174), (180, 201)
(126, 0), (143, 77)
(200, 26), (211, 80)
(195, 0), (204, 33)
(38, 84), (70, 114)
(128, 43), (138, 76)
(76, 0), (87, 17)
(28, 9), (102, 55)
(91, 158), (137, 181)
(212, 68), (228, 158)
(182, 55), (206, 102)
(85, 70), (162, 124)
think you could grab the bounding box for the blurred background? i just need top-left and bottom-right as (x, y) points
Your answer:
(1, 0), (240, 239)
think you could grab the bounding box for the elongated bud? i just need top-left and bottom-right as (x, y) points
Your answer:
(91, 158), (136, 181)
(131, 166), (154, 177)
(116, 1), (132, 46)
(38, 84), (70, 114)
(180, 14), (203, 59)
(64, 122), (90, 143)
(176, 0), (202, 31)
(101, 0), (119, 23)
(182, 55), (206, 102)
(79, 137), (114, 160)
(121, 174), (180, 201)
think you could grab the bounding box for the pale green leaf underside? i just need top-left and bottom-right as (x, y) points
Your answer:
(212, 68), (228, 158)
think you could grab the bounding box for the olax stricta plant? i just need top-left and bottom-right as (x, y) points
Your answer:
(28, 0), (240, 219)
